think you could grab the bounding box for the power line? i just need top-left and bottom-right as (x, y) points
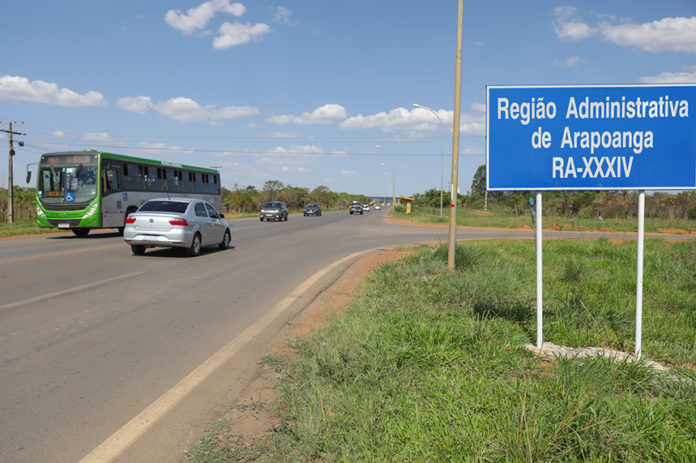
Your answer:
(28, 140), (484, 158)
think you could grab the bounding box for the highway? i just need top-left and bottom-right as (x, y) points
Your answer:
(0, 210), (691, 462)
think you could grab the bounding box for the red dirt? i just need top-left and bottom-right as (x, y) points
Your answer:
(203, 249), (411, 453)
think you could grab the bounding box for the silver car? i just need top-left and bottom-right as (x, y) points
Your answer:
(124, 198), (231, 256)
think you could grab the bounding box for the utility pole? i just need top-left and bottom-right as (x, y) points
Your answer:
(1, 122), (26, 224)
(447, 0), (464, 270)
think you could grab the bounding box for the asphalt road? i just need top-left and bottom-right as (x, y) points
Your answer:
(0, 210), (691, 462)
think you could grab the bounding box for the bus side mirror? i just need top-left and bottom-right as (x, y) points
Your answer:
(26, 171), (32, 184)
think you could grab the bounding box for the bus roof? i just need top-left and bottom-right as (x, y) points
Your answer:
(41, 150), (219, 174)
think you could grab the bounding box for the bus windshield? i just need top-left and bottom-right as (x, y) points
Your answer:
(38, 163), (98, 204)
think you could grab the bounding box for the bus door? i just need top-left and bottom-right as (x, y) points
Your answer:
(102, 163), (124, 227)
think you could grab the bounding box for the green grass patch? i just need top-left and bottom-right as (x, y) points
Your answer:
(394, 206), (696, 234)
(189, 239), (696, 462)
(0, 221), (67, 238)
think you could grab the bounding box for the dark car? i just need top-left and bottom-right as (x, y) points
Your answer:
(303, 203), (322, 216)
(260, 201), (288, 221)
(349, 201), (363, 215)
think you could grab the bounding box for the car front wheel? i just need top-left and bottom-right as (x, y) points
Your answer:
(187, 233), (202, 257)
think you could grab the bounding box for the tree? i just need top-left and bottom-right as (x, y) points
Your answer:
(263, 180), (284, 200)
(471, 165), (486, 197)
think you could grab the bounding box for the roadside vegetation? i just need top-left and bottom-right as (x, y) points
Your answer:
(400, 164), (696, 234)
(188, 239), (696, 462)
(0, 182), (371, 235)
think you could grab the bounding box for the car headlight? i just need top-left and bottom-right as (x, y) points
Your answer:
(36, 206), (46, 218)
(83, 203), (99, 218)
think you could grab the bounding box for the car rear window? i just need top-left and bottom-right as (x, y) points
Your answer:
(138, 200), (189, 213)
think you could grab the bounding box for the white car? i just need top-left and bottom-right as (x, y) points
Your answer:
(362, 204), (370, 212)
(124, 198), (230, 257)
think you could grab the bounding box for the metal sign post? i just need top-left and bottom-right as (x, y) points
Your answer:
(635, 191), (645, 358)
(535, 192), (543, 348)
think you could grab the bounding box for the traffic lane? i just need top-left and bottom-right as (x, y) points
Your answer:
(2, 213), (418, 462)
(0, 245), (293, 463)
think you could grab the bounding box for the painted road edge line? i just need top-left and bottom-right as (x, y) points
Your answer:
(0, 271), (146, 312)
(77, 248), (370, 463)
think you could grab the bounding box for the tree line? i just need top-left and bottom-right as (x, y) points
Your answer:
(411, 165), (696, 220)
(222, 180), (371, 214)
(1, 182), (372, 222)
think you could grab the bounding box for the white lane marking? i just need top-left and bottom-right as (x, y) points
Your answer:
(78, 249), (369, 463)
(0, 272), (145, 312)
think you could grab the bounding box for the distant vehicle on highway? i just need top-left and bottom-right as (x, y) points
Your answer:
(260, 201), (288, 221)
(31, 150), (221, 237)
(374, 205), (381, 210)
(349, 201), (363, 215)
(303, 203), (322, 216)
(362, 203), (370, 212)
(124, 198), (230, 257)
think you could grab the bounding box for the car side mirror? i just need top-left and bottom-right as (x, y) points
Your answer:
(219, 213), (224, 219)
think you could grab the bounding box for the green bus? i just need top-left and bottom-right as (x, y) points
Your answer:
(32, 150), (222, 236)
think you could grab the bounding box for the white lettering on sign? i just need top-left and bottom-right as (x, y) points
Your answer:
(552, 156), (634, 179)
(565, 95), (689, 120)
(497, 97), (557, 125)
(560, 127), (653, 155)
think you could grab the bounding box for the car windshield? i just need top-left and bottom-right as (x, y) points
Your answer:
(138, 200), (189, 213)
(306, 203), (318, 208)
(264, 202), (282, 208)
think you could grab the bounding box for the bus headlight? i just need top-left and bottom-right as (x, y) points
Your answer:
(83, 204), (99, 218)
(36, 206), (46, 218)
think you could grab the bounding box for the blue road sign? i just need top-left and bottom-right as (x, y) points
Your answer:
(486, 84), (696, 191)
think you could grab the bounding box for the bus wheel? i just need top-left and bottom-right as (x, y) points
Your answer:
(72, 228), (90, 237)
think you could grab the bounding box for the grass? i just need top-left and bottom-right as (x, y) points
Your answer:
(0, 220), (68, 238)
(393, 206), (696, 234)
(188, 239), (696, 462)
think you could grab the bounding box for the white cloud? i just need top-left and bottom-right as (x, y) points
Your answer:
(267, 104), (347, 125)
(461, 146), (483, 156)
(553, 6), (597, 41)
(117, 95), (259, 122)
(339, 106), (484, 135)
(640, 65), (696, 83)
(273, 6), (297, 26)
(213, 22), (270, 49)
(601, 16), (696, 53)
(83, 132), (113, 142)
(470, 102), (486, 112)
(340, 169), (357, 176)
(49, 130), (112, 142)
(165, 0), (246, 35)
(0, 75), (106, 107)
(117, 96), (152, 114)
(550, 56), (582, 68)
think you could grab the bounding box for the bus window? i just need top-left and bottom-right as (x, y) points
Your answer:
(206, 174), (216, 193)
(146, 166), (162, 191)
(165, 169), (178, 192)
(103, 166), (120, 194)
(180, 171), (193, 193)
(194, 172), (205, 193)
(123, 164), (144, 190)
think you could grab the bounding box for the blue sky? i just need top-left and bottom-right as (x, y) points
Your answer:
(2, 0), (696, 197)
